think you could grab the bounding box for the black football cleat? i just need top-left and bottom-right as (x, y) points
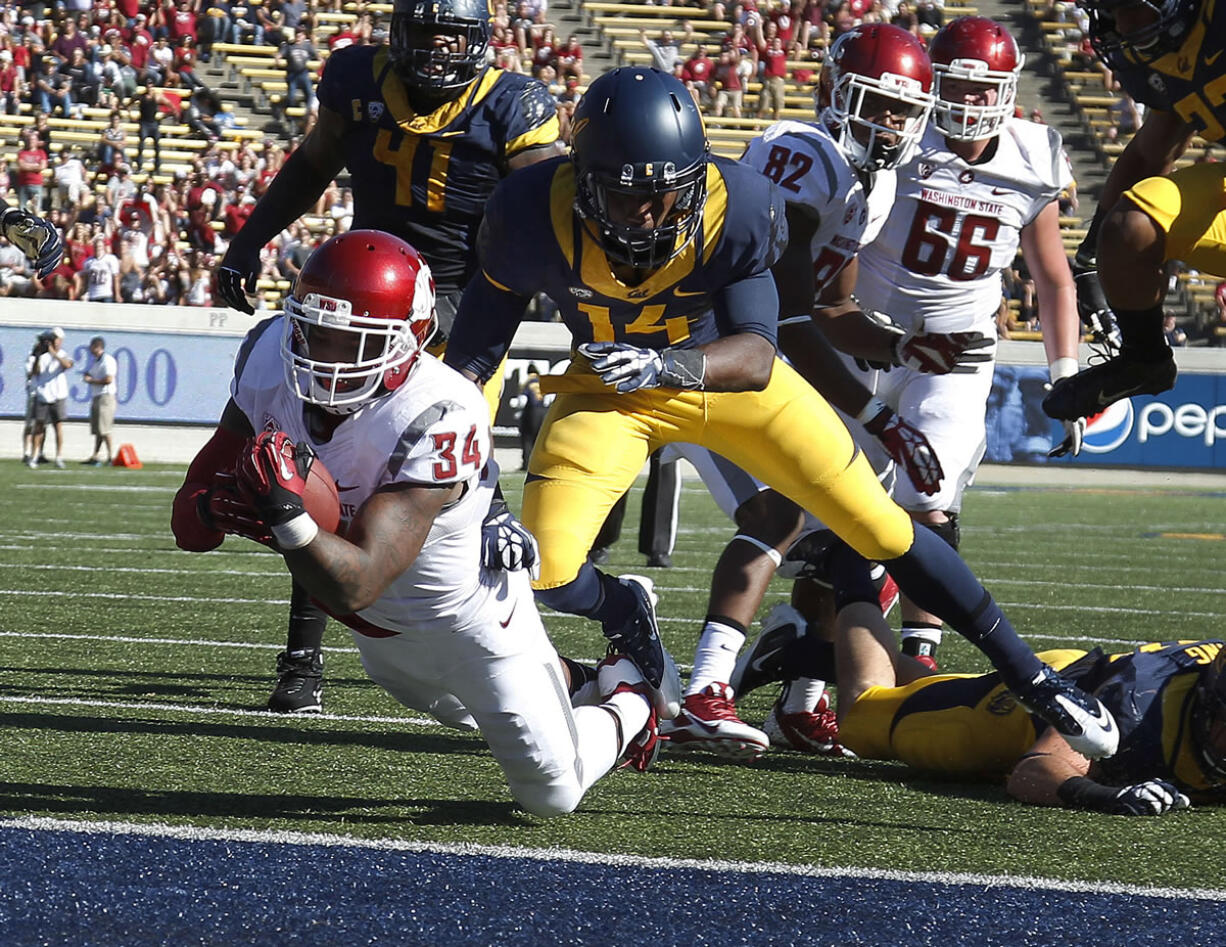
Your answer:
(1015, 665), (1119, 759)
(1042, 352), (1176, 421)
(268, 648), (324, 714)
(601, 575), (681, 719)
(730, 603), (806, 697)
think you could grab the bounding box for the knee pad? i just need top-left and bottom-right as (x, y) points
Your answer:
(921, 513), (960, 551)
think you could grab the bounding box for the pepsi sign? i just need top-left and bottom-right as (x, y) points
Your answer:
(985, 363), (1226, 470)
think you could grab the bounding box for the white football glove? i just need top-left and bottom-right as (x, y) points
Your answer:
(578, 342), (705, 393)
(1110, 779), (1191, 817)
(1046, 357), (1085, 458)
(2, 207), (63, 278)
(481, 502), (540, 578)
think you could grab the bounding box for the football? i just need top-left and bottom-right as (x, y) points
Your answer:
(303, 455), (342, 534)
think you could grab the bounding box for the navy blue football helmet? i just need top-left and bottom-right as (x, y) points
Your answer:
(389, 0), (491, 93)
(1079, 0), (1198, 63)
(570, 67), (710, 270)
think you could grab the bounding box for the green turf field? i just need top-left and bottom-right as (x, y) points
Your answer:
(2, 462), (1224, 889)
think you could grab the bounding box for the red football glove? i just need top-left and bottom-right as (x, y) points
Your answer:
(236, 431), (319, 549)
(894, 329), (993, 375)
(200, 471), (273, 545)
(862, 402), (943, 497)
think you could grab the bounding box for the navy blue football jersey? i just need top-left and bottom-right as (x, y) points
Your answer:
(316, 46), (560, 291)
(1106, 0), (1226, 142)
(469, 155), (787, 350)
(1091, 639), (1226, 797)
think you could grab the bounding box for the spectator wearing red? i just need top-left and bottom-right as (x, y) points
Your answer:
(127, 14), (154, 73)
(167, 0), (199, 43)
(530, 25), (557, 78)
(757, 35), (788, 120)
(15, 128), (48, 213)
(682, 43), (715, 104)
(0, 50), (20, 114)
(554, 34), (582, 82)
(174, 35), (204, 89)
(712, 49), (743, 118)
(223, 193), (255, 238)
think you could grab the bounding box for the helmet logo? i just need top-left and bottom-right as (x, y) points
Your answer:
(948, 57), (990, 74)
(620, 163), (635, 185)
(367, 101), (385, 122)
(661, 161), (676, 182)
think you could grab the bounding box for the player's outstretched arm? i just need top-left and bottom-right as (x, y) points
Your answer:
(1006, 726), (1092, 807)
(216, 106), (347, 314)
(171, 400), (256, 552)
(1023, 202), (1084, 457)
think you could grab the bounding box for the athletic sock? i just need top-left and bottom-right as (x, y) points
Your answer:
(687, 619), (747, 696)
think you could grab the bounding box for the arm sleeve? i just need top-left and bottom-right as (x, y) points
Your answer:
(712, 268), (779, 347)
(443, 269), (532, 383)
(170, 421), (247, 552)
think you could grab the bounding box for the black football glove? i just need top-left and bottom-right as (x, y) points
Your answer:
(216, 240), (262, 314)
(2, 207), (63, 278)
(1071, 257), (1121, 354)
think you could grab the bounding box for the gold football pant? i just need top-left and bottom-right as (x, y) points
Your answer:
(1124, 163), (1226, 277)
(528, 357), (915, 589)
(840, 648), (1087, 776)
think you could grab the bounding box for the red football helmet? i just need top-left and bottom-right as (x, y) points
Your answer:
(817, 24), (934, 172)
(281, 230), (437, 415)
(929, 17), (1023, 141)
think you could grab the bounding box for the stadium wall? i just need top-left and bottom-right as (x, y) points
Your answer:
(3, 298), (1226, 469)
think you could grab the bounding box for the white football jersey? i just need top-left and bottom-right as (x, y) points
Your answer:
(230, 316), (496, 633)
(742, 120), (896, 310)
(855, 120), (1073, 334)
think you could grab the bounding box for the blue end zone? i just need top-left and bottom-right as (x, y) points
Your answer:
(1, 824), (1223, 945)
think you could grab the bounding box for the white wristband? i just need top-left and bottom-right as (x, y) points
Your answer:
(1048, 357), (1079, 383)
(270, 512), (319, 550)
(855, 395), (888, 425)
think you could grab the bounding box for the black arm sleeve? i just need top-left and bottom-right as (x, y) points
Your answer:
(443, 273), (532, 383)
(712, 269), (779, 348)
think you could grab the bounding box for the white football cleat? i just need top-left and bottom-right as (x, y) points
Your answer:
(660, 683), (769, 761)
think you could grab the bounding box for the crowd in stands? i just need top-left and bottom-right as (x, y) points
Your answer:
(0, 0), (593, 308)
(635, 0), (945, 120)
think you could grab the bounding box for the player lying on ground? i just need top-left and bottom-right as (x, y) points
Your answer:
(173, 232), (660, 816)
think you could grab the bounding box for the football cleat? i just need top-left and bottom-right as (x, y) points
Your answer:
(1015, 665), (1119, 759)
(764, 692), (853, 757)
(597, 650), (664, 772)
(876, 570), (900, 617)
(730, 603), (806, 697)
(660, 683), (769, 761)
(601, 574), (682, 719)
(268, 648), (324, 714)
(1041, 351), (1176, 421)
(913, 654), (939, 672)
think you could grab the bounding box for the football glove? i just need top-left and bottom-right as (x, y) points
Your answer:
(236, 431), (319, 549)
(200, 471), (273, 545)
(1109, 780), (1191, 817)
(860, 399), (943, 496)
(893, 327), (994, 375)
(2, 207), (63, 278)
(480, 498), (540, 578)
(578, 342), (706, 393)
(216, 240), (262, 314)
(1071, 257), (1121, 353)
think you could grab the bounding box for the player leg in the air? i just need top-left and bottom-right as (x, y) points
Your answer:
(1042, 0), (1226, 422)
